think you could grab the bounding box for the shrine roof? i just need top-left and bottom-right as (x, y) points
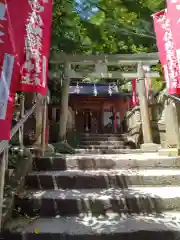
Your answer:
(69, 83), (131, 97)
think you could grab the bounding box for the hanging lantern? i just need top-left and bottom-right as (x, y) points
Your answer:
(94, 84), (97, 96)
(108, 84), (112, 96)
(75, 82), (80, 94)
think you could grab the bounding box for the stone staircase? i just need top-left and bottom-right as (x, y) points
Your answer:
(3, 139), (180, 239)
(75, 133), (137, 154)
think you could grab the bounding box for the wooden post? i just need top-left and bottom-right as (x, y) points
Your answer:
(19, 94), (25, 149)
(42, 99), (47, 156)
(0, 141), (8, 230)
(114, 109), (117, 133)
(52, 108), (56, 121)
(137, 62), (158, 151)
(100, 104), (104, 133)
(59, 61), (71, 141)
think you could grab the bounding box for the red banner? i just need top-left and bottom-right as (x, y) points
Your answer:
(153, 9), (180, 94)
(166, 0), (180, 92)
(6, 0), (53, 96)
(0, 0), (53, 139)
(0, 1), (21, 139)
(132, 78), (138, 106)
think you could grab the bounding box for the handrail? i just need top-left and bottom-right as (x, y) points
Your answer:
(0, 93), (48, 230)
(125, 106), (140, 120)
(0, 104), (36, 155)
(0, 95), (45, 155)
(165, 94), (180, 103)
(125, 102), (162, 122)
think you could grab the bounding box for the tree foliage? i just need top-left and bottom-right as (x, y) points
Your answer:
(50, 0), (165, 97)
(52, 0), (165, 54)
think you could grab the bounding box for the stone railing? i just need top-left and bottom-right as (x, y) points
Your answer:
(125, 103), (166, 147)
(162, 94), (180, 149)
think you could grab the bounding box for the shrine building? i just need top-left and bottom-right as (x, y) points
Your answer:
(69, 82), (131, 134)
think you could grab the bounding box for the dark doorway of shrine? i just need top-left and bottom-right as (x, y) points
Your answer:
(69, 94), (131, 134)
(75, 109), (101, 133)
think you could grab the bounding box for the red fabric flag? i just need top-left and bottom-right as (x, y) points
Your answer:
(0, 0), (53, 139)
(153, 9), (180, 94)
(0, 0), (21, 140)
(6, 0), (53, 96)
(131, 78), (138, 106)
(166, 0), (180, 93)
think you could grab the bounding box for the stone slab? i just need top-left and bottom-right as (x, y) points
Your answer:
(159, 148), (180, 157)
(14, 187), (180, 217)
(33, 154), (180, 171)
(141, 143), (160, 152)
(75, 148), (158, 154)
(26, 169), (180, 189)
(4, 212), (180, 239)
(79, 140), (124, 145)
(77, 145), (124, 149)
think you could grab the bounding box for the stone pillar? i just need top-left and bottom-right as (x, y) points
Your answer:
(35, 98), (43, 146)
(137, 62), (158, 151)
(59, 61), (71, 141)
(159, 98), (180, 156)
(23, 93), (36, 146)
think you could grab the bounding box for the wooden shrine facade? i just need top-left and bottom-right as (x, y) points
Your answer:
(69, 83), (131, 133)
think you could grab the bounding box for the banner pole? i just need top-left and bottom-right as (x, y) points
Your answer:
(0, 141), (8, 230)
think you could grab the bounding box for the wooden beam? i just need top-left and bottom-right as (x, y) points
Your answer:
(51, 52), (159, 64)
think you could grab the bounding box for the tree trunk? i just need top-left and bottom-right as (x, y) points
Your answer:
(59, 62), (71, 141)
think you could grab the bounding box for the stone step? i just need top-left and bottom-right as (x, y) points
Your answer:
(4, 212), (180, 239)
(32, 154), (180, 171)
(80, 137), (125, 141)
(80, 135), (124, 140)
(75, 148), (158, 154)
(77, 145), (124, 149)
(14, 187), (180, 217)
(80, 133), (124, 137)
(79, 140), (125, 145)
(26, 169), (180, 190)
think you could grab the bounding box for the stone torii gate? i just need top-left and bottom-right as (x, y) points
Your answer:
(51, 52), (160, 150)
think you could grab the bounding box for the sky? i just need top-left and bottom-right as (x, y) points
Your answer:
(75, 0), (98, 19)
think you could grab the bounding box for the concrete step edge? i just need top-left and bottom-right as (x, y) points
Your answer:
(18, 186), (180, 200)
(75, 149), (157, 153)
(6, 211), (180, 234)
(27, 169), (180, 177)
